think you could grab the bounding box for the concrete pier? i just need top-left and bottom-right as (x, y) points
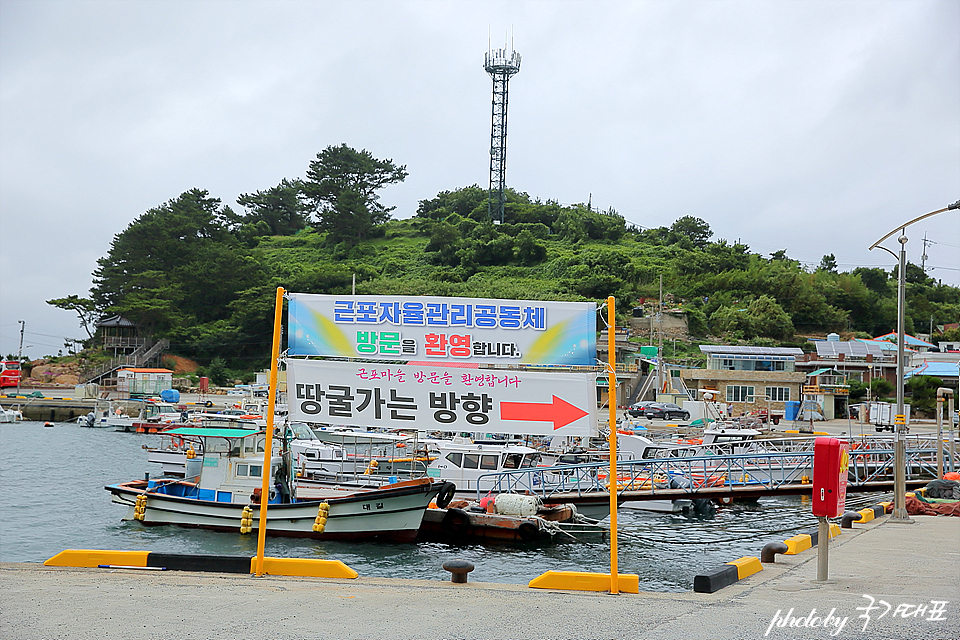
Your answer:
(2, 514), (957, 639)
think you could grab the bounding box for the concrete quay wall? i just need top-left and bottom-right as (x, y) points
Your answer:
(2, 515), (957, 640)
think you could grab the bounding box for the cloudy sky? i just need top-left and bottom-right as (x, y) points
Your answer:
(1, 0), (958, 360)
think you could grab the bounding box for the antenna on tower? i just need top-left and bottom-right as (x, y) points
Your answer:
(483, 36), (521, 224)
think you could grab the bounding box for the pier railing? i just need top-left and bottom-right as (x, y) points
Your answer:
(475, 444), (953, 502)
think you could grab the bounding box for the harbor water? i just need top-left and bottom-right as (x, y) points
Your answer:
(0, 420), (885, 591)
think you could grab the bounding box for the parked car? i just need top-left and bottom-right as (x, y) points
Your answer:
(640, 402), (690, 421)
(627, 401), (660, 417)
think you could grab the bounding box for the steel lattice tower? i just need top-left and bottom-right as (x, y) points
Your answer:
(484, 46), (521, 223)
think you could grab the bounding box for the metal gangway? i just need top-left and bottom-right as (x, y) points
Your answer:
(474, 441), (953, 506)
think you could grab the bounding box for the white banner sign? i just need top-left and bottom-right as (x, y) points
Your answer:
(287, 359), (596, 436)
(287, 293), (597, 366)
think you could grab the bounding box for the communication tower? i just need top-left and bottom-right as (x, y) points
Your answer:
(484, 42), (521, 223)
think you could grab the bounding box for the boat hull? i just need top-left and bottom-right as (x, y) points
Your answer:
(417, 506), (607, 544)
(106, 478), (442, 543)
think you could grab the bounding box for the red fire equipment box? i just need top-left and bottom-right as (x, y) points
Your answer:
(812, 437), (850, 518)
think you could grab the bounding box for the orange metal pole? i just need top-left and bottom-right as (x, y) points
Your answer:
(607, 296), (619, 594)
(255, 286), (285, 577)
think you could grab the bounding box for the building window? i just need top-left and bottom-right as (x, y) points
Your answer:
(721, 358), (735, 370)
(726, 385), (755, 402)
(765, 386), (790, 402)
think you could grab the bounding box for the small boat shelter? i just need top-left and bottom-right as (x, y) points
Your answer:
(117, 368), (174, 398)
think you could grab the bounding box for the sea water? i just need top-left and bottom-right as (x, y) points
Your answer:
(0, 420), (883, 590)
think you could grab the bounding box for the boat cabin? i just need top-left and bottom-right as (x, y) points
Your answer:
(701, 427), (762, 453)
(286, 422), (349, 477)
(616, 434), (701, 461)
(141, 401), (182, 422)
(426, 437), (540, 492)
(163, 427), (285, 504)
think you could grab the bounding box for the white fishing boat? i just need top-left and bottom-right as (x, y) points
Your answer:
(425, 436), (542, 495)
(293, 436), (541, 503)
(107, 426), (451, 542)
(93, 400), (184, 432)
(0, 403), (23, 422)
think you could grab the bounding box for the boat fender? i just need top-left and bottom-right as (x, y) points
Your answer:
(517, 521), (539, 542)
(440, 508), (470, 535)
(717, 496), (734, 506)
(435, 482), (456, 509)
(494, 493), (539, 517)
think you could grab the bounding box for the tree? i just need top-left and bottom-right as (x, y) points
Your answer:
(906, 374), (943, 413)
(818, 253), (838, 273)
(416, 185), (487, 220)
(91, 189), (260, 338)
(710, 295), (794, 339)
(747, 295), (795, 339)
(424, 223), (463, 267)
(669, 216), (712, 248)
(235, 179), (309, 237)
(853, 267), (891, 295)
(302, 144), (408, 246)
(46, 295), (98, 339)
(870, 377), (893, 399)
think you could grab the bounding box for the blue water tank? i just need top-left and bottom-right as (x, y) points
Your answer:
(160, 388), (180, 403)
(784, 401), (800, 421)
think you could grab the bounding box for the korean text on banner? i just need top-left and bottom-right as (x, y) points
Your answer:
(287, 293), (597, 366)
(287, 359), (596, 436)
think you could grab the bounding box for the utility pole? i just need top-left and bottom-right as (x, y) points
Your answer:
(16, 320), (24, 395)
(658, 275), (664, 395)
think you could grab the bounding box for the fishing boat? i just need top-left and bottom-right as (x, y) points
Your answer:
(91, 400), (184, 432)
(106, 426), (452, 542)
(0, 403), (23, 422)
(418, 494), (608, 545)
(425, 436), (543, 495)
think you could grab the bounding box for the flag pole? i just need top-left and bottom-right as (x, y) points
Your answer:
(255, 286), (286, 577)
(607, 295), (619, 594)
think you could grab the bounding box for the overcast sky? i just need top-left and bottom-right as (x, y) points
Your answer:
(1, 0), (958, 360)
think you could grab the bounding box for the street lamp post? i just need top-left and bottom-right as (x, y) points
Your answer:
(869, 199), (959, 523)
(892, 234), (910, 522)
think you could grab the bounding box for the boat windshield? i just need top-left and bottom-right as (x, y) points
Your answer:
(642, 447), (697, 459)
(501, 452), (539, 469)
(286, 422), (317, 440)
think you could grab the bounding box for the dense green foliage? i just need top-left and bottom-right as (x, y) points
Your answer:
(51, 147), (959, 371)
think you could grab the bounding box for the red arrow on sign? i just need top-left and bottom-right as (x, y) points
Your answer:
(500, 395), (588, 431)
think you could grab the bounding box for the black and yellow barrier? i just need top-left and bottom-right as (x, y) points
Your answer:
(842, 502), (891, 528)
(45, 550), (357, 579)
(760, 523), (841, 563)
(693, 556), (762, 593)
(528, 570), (640, 593)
